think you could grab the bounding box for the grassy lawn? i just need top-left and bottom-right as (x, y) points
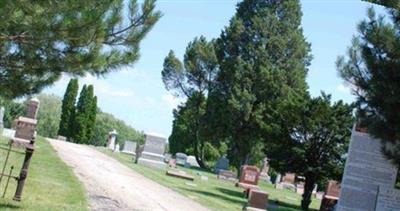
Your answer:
(97, 147), (321, 211)
(0, 136), (88, 211)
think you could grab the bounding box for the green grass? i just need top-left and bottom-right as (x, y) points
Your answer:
(97, 147), (321, 211)
(0, 136), (88, 211)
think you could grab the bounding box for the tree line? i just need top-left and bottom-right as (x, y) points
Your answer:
(162, 0), (400, 209)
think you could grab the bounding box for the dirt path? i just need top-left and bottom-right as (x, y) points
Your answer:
(48, 138), (209, 211)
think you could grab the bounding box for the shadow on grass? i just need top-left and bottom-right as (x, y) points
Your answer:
(216, 187), (245, 199)
(269, 199), (318, 211)
(181, 187), (246, 205)
(0, 202), (20, 209)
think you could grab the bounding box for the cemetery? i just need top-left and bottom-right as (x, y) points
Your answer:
(98, 146), (323, 211)
(1, 0), (400, 210)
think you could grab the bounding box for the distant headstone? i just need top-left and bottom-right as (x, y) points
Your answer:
(0, 106), (4, 129)
(137, 133), (167, 169)
(175, 152), (188, 166)
(277, 173), (296, 191)
(164, 153), (172, 163)
(186, 155), (200, 168)
(214, 156), (229, 174)
(2, 128), (15, 139)
(107, 129), (118, 150)
(184, 161), (191, 168)
(296, 182), (305, 195)
(26, 97), (40, 119)
(57, 135), (67, 141)
(122, 141), (137, 155)
(320, 180), (341, 211)
(247, 190), (268, 210)
(337, 127), (399, 211)
(217, 170), (237, 182)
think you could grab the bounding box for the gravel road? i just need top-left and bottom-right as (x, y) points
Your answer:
(48, 138), (209, 211)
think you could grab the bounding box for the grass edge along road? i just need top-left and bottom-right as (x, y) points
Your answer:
(0, 136), (88, 211)
(96, 147), (321, 211)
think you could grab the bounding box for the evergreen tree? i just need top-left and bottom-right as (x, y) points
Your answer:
(207, 0), (311, 172)
(86, 94), (97, 145)
(162, 36), (218, 168)
(337, 2), (400, 166)
(0, 0), (161, 98)
(58, 79), (78, 140)
(267, 93), (353, 210)
(73, 85), (88, 143)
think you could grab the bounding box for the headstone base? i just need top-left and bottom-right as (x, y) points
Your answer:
(138, 152), (166, 169)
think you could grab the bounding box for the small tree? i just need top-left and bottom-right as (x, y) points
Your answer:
(73, 85), (97, 144)
(337, 2), (400, 166)
(58, 79), (78, 140)
(267, 93), (354, 210)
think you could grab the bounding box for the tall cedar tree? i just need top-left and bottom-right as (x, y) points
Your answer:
(73, 85), (97, 144)
(0, 0), (161, 99)
(162, 36), (218, 168)
(58, 79), (78, 140)
(267, 93), (353, 210)
(207, 0), (311, 172)
(337, 1), (400, 166)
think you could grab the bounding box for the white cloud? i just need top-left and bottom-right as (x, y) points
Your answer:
(78, 75), (135, 97)
(337, 84), (350, 94)
(162, 93), (184, 110)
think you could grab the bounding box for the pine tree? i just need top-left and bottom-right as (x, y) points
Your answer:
(162, 36), (218, 168)
(207, 0), (311, 173)
(58, 79), (78, 140)
(337, 2), (400, 166)
(0, 0), (161, 98)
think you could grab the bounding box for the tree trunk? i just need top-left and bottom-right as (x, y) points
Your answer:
(301, 174), (316, 210)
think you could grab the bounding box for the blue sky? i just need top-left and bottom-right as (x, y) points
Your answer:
(44, 0), (385, 137)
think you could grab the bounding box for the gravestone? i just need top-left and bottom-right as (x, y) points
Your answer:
(217, 170), (238, 182)
(26, 97), (39, 119)
(214, 156), (229, 174)
(114, 143), (120, 152)
(337, 127), (399, 211)
(107, 129), (118, 150)
(320, 180), (340, 211)
(296, 182), (305, 195)
(137, 133), (167, 169)
(0, 106), (4, 129)
(246, 190), (268, 210)
(166, 169), (194, 181)
(237, 165), (261, 196)
(186, 155), (200, 168)
(2, 128), (16, 139)
(277, 173), (296, 191)
(175, 152), (187, 166)
(122, 141), (137, 155)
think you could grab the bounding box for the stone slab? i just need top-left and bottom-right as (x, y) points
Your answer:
(166, 170), (194, 181)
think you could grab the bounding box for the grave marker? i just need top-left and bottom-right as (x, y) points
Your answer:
(215, 156), (229, 174)
(137, 133), (167, 169)
(337, 127), (399, 211)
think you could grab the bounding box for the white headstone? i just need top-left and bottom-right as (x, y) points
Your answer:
(122, 141), (137, 155)
(337, 127), (399, 211)
(0, 107), (4, 129)
(137, 133), (167, 169)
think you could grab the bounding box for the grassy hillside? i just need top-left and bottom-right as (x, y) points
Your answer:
(0, 136), (88, 211)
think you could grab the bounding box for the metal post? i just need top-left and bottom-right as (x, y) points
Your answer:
(13, 147), (34, 201)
